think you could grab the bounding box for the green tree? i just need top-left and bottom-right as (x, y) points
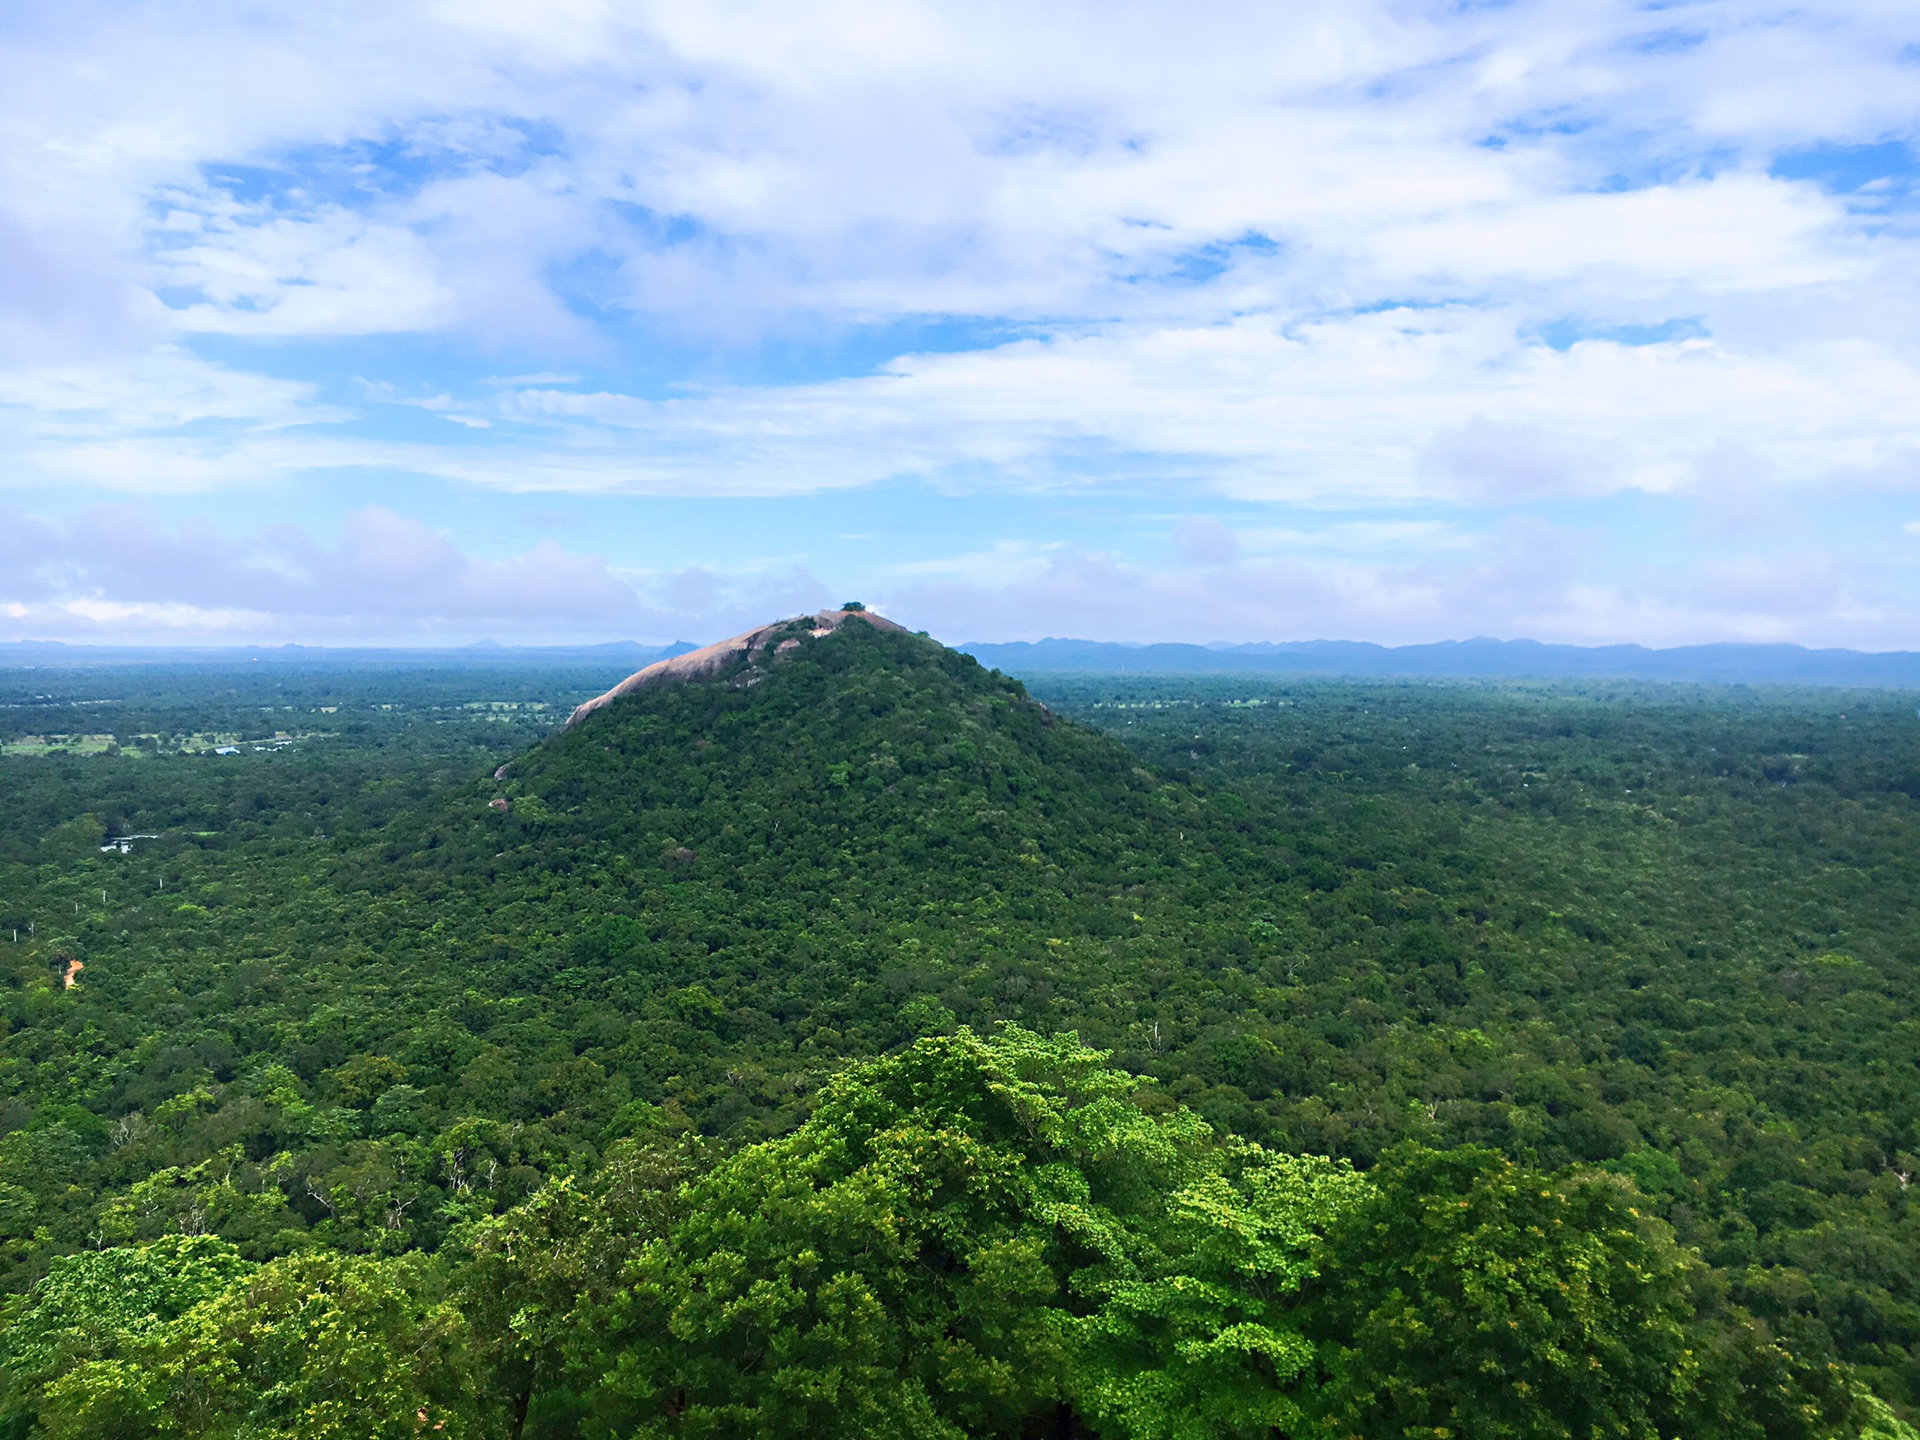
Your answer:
(1070, 1148), (1366, 1440)
(463, 1129), (703, 1438)
(0, 1234), (253, 1438)
(29, 1251), (487, 1440)
(1858, 1391), (1920, 1440)
(578, 1027), (1214, 1438)
(1302, 1145), (1704, 1440)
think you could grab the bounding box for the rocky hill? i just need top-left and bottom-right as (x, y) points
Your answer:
(566, 606), (912, 726)
(349, 611), (1216, 1134)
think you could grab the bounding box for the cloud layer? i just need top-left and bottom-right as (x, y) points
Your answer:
(2, 1), (1919, 644)
(0, 505), (837, 644)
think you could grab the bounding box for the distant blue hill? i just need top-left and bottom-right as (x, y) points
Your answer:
(956, 637), (1920, 688)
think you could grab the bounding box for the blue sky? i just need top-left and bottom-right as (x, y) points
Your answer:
(3, 2), (1920, 648)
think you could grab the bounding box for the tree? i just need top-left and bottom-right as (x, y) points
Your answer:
(1069, 1148), (1365, 1440)
(26, 1251), (488, 1440)
(1302, 1145), (1703, 1440)
(462, 1130), (703, 1438)
(576, 1028), (1215, 1439)
(0, 1234), (252, 1438)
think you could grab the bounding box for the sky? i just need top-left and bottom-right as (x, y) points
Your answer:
(3, 2), (1920, 650)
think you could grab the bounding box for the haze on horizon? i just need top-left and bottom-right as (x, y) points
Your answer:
(3, 2), (1919, 651)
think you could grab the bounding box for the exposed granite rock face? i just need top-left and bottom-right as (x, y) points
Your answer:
(565, 608), (911, 727)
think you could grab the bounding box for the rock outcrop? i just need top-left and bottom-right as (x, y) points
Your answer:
(566, 608), (911, 727)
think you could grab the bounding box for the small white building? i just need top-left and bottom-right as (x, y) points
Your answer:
(100, 833), (161, 854)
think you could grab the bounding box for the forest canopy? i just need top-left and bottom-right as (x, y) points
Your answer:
(0, 624), (1916, 1436)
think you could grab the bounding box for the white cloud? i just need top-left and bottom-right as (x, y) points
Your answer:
(439, 314), (1920, 505)
(0, 349), (370, 495)
(2, 0), (1911, 343)
(880, 522), (1920, 651)
(0, 502), (840, 644)
(9, 491), (1920, 650)
(1172, 517), (1240, 567)
(160, 208), (459, 337)
(16, 304), (1913, 509)
(2, 0), (1919, 642)
(0, 348), (338, 432)
(1364, 177), (1858, 292)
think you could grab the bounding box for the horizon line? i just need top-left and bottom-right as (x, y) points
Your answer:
(3, 634), (1920, 656)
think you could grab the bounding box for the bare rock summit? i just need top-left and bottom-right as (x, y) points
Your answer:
(566, 607), (912, 727)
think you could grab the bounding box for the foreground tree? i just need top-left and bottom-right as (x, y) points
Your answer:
(1303, 1145), (1701, 1439)
(0, 1234), (253, 1437)
(3, 1036), (1905, 1439)
(1301, 1144), (1892, 1440)
(3, 1245), (489, 1440)
(571, 1026), (1342, 1439)
(461, 1129), (704, 1438)
(1068, 1146), (1365, 1440)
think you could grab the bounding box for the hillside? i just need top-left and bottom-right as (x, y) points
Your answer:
(339, 610), (1204, 1131)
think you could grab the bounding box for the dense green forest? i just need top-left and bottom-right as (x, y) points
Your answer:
(0, 626), (1915, 1437)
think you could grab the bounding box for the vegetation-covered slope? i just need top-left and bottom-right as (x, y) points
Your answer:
(356, 618), (1200, 1088)
(1038, 676), (1920, 1415)
(0, 635), (1916, 1435)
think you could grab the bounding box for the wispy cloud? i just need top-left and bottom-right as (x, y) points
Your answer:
(878, 525), (1910, 650)
(0, 502), (847, 644)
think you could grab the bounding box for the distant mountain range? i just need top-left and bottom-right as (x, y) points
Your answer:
(10, 633), (1920, 687)
(955, 637), (1920, 687)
